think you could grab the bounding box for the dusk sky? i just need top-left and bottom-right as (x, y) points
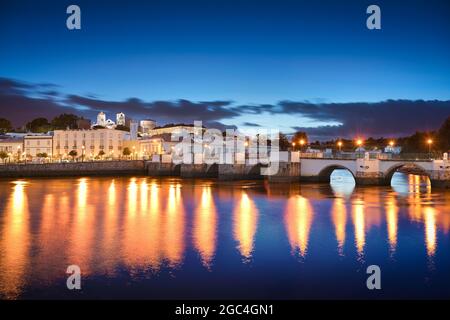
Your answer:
(1, 0), (450, 139)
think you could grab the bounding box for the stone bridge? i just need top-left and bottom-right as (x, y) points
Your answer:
(146, 152), (450, 188)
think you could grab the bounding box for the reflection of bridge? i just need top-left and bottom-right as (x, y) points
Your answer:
(147, 151), (450, 188)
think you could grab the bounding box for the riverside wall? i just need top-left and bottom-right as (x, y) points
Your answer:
(0, 161), (146, 178)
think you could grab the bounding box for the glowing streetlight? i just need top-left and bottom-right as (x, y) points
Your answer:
(337, 141), (343, 152)
(81, 145), (85, 162)
(427, 139), (433, 158)
(389, 140), (395, 147)
(356, 139), (363, 147)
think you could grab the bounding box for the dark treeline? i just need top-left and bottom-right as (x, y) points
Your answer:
(288, 116), (450, 153)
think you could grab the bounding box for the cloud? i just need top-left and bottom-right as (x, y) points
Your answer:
(242, 122), (261, 127)
(1, 77), (449, 139)
(282, 100), (450, 139)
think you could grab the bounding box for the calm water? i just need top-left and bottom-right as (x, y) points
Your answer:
(0, 170), (449, 299)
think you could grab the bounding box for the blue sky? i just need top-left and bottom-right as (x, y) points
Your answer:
(1, 0), (450, 138)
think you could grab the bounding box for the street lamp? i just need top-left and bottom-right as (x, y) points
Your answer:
(299, 139), (305, 152)
(337, 141), (343, 152)
(356, 139), (363, 147)
(17, 145), (21, 162)
(292, 142), (296, 150)
(81, 145), (85, 162)
(389, 140), (395, 147)
(427, 139), (433, 158)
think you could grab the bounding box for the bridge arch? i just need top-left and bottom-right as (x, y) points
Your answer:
(317, 164), (356, 183)
(384, 162), (430, 184)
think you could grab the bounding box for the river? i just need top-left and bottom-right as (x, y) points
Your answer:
(0, 170), (449, 299)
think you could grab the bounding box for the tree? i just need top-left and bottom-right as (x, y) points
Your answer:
(98, 150), (105, 159)
(437, 116), (450, 152)
(0, 118), (12, 134)
(292, 131), (308, 150)
(122, 147), (131, 157)
(0, 151), (8, 163)
(278, 133), (290, 151)
(115, 125), (130, 132)
(68, 150), (78, 160)
(51, 114), (80, 130)
(26, 118), (51, 133)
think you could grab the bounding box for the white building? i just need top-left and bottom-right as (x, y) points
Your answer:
(96, 112), (106, 127)
(0, 138), (23, 161)
(147, 125), (200, 137)
(140, 119), (157, 133)
(53, 128), (130, 160)
(116, 112), (126, 126)
(24, 135), (53, 159)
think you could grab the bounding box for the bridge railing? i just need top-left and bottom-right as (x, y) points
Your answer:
(296, 152), (441, 161)
(376, 153), (442, 161)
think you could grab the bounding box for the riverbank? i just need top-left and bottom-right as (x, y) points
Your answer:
(0, 161), (146, 178)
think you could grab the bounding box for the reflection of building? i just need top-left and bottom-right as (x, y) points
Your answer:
(24, 135), (53, 158)
(53, 129), (130, 160)
(140, 119), (157, 133)
(116, 113), (126, 126)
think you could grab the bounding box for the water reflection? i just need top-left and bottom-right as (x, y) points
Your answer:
(385, 194), (398, 255)
(0, 173), (449, 299)
(331, 197), (347, 256)
(193, 186), (217, 268)
(233, 192), (258, 261)
(0, 181), (30, 299)
(352, 198), (366, 258)
(284, 195), (314, 258)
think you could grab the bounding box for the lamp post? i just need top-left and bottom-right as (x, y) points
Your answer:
(427, 139), (433, 159)
(337, 141), (342, 152)
(81, 145), (85, 162)
(292, 142), (296, 151)
(17, 145), (21, 163)
(299, 139), (305, 152)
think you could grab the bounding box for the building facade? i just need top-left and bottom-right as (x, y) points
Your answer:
(24, 135), (53, 159)
(53, 129), (130, 160)
(0, 138), (23, 161)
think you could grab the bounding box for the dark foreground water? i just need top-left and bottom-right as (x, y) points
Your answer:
(0, 171), (449, 299)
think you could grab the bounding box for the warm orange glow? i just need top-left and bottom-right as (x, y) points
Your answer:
(356, 139), (363, 146)
(0, 181), (30, 299)
(331, 197), (346, 255)
(292, 142), (296, 147)
(284, 195), (314, 258)
(337, 141), (343, 147)
(352, 199), (365, 257)
(193, 186), (217, 268)
(427, 139), (433, 145)
(385, 196), (398, 255)
(233, 192), (258, 261)
(299, 139), (305, 146)
(424, 207), (437, 257)
(389, 141), (395, 147)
